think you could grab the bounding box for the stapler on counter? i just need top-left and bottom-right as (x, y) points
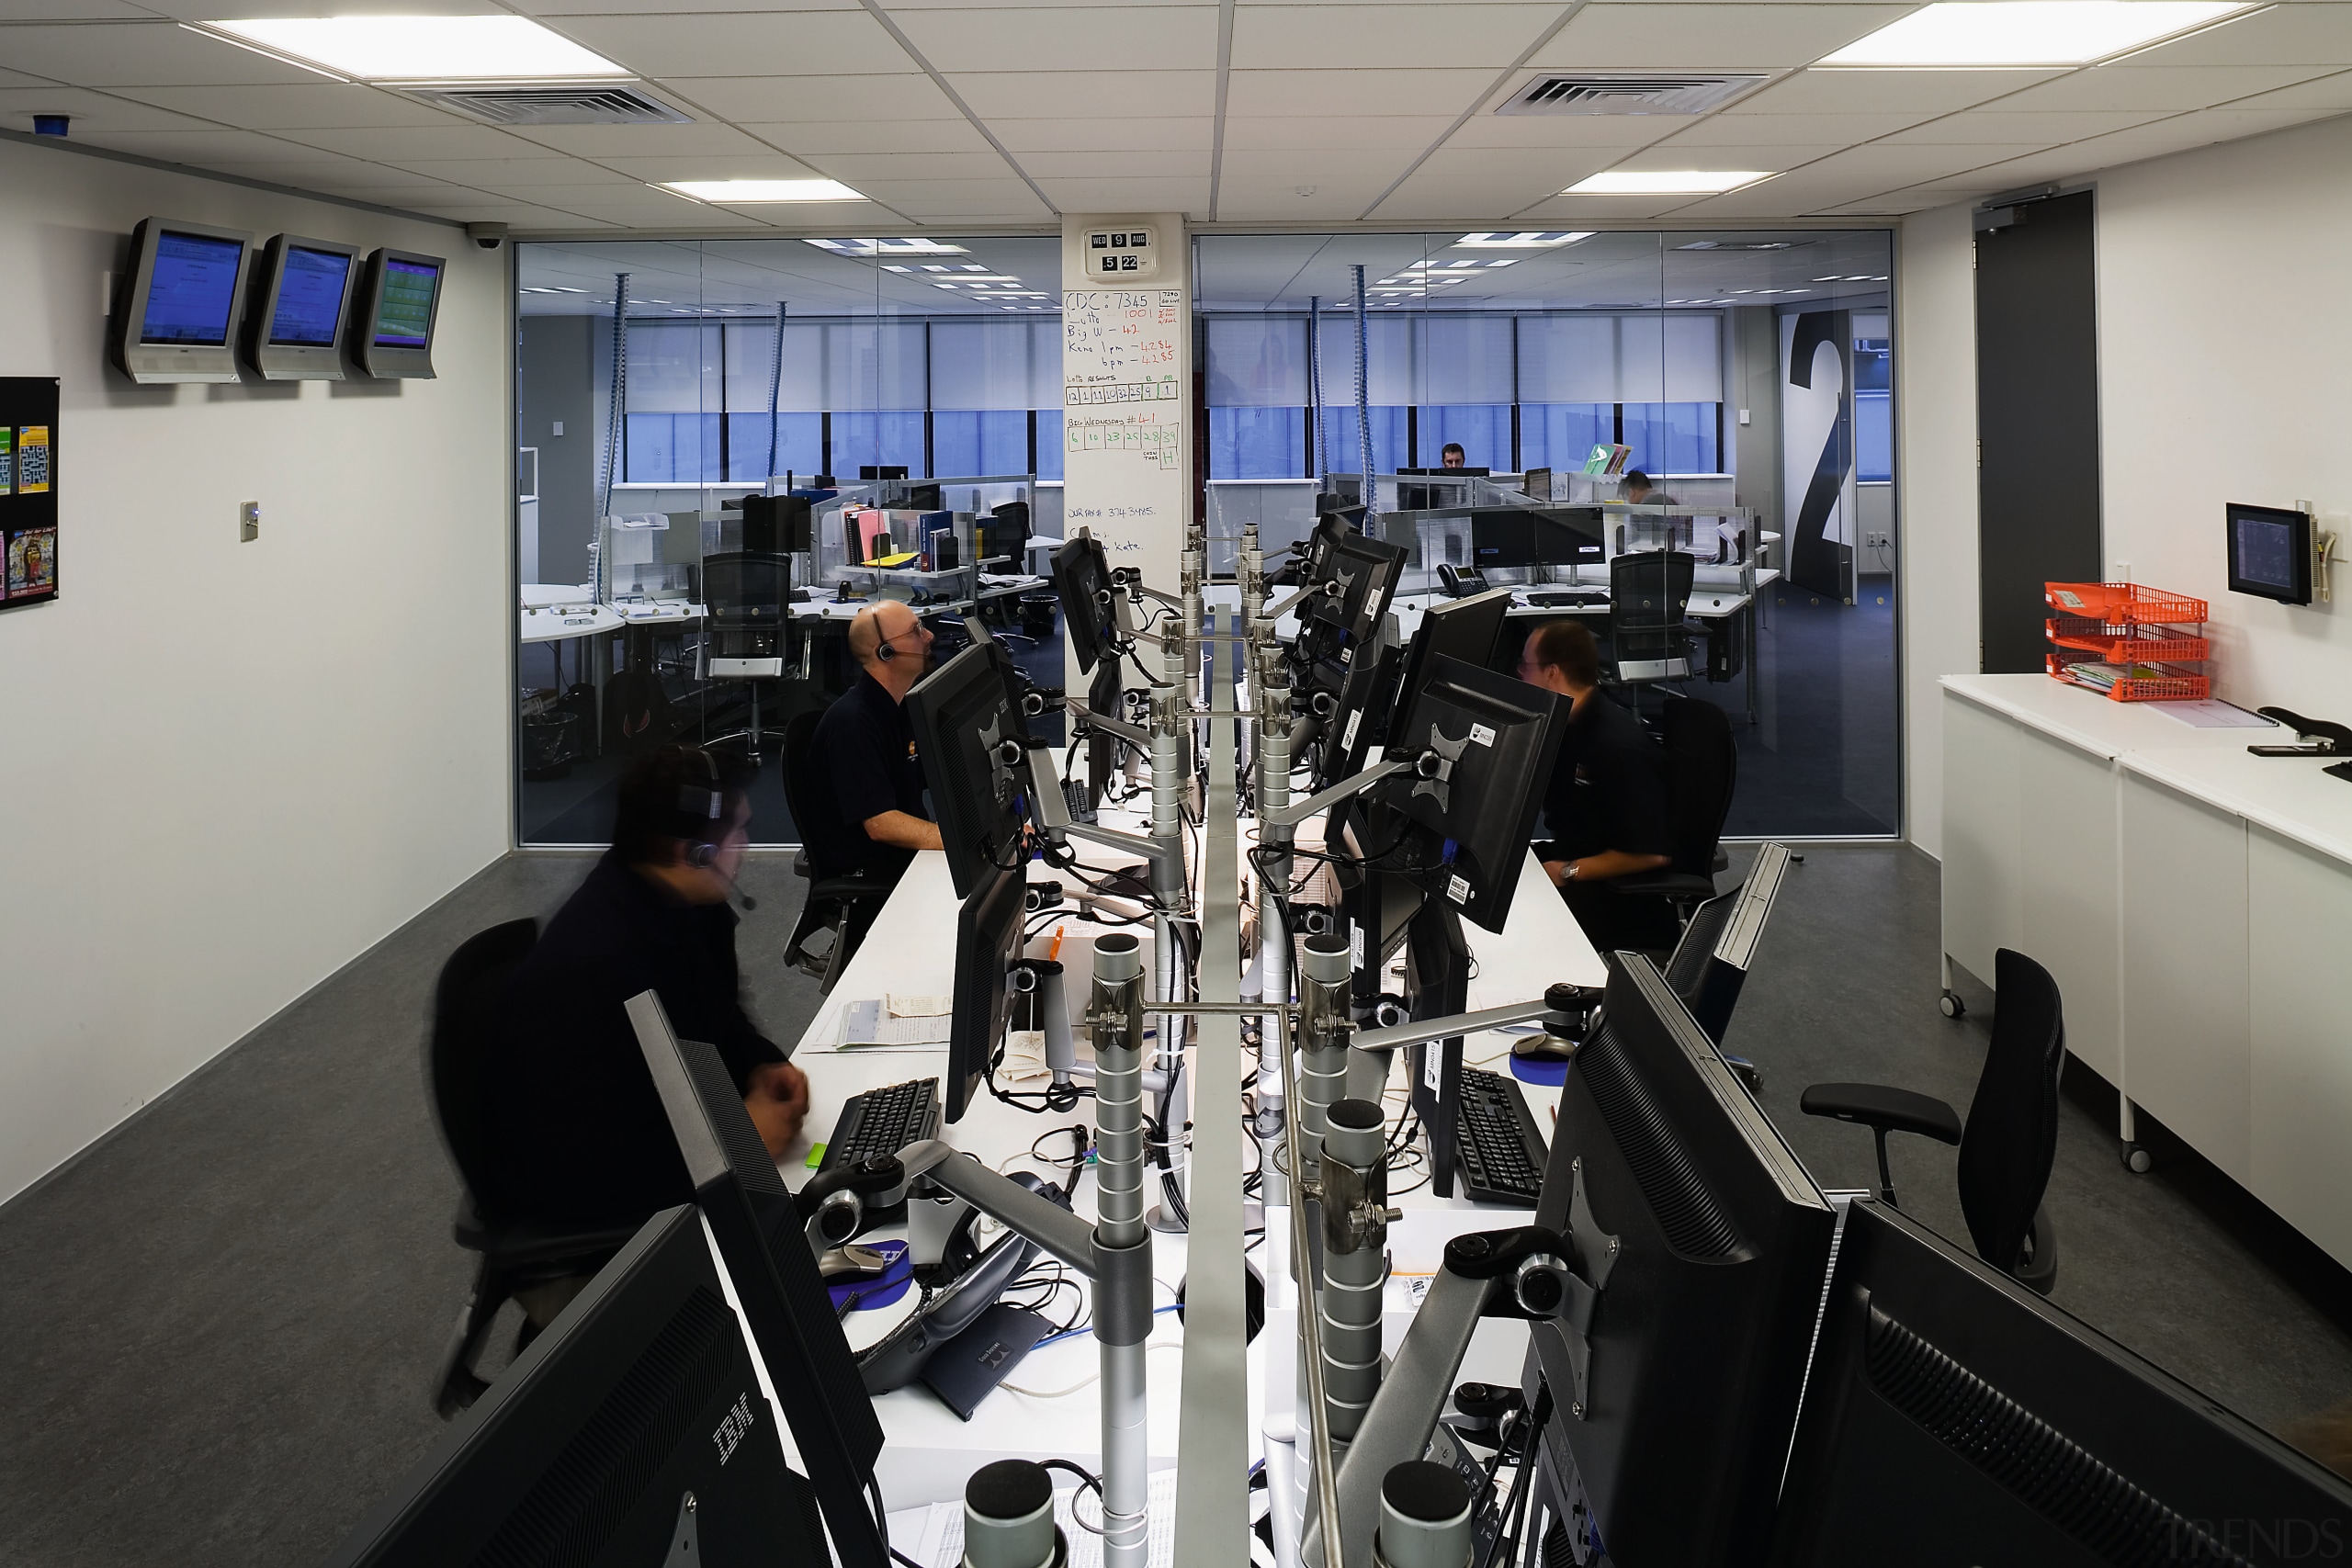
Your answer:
(2248, 708), (2352, 758)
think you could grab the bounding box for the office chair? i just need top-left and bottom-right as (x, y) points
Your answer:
(1607, 549), (1700, 684)
(425, 919), (640, 1415)
(1802, 947), (2067, 1293)
(1661, 841), (1794, 1092)
(778, 707), (896, 993)
(1613, 694), (1738, 932)
(698, 550), (792, 766)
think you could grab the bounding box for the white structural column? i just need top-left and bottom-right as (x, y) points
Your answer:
(1059, 212), (1193, 694)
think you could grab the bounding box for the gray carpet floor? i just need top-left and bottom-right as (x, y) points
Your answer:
(2, 843), (2347, 1566)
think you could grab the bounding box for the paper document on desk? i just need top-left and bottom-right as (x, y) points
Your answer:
(886, 1467), (1179, 1567)
(841, 1000), (951, 1048)
(887, 993), (952, 1018)
(2151, 699), (2278, 729)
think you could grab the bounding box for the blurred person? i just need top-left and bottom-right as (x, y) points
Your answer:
(1441, 442), (1468, 470)
(1622, 469), (1677, 507)
(800, 601), (943, 905)
(484, 745), (808, 1318)
(1517, 619), (1679, 955)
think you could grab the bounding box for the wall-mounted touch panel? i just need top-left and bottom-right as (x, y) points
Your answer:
(246, 234), (361, 381)
(354, 248), (445, 379)
(114, 218), (254, 385)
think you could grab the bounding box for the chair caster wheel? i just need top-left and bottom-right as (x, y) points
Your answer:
(1939, 990), (1965, 1020)
(2123, 1143), (2153, 1174)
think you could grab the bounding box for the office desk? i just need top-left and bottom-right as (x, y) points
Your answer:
(787, 817), (1604, 1507)
(1939, 676), (2352, 1270)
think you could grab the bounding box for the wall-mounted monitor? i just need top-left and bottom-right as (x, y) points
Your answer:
(353, 248), (445, 379)
(114, 218), (255, 384)
(2226, 502), (2313, 605)
(245, 234), (361, 381)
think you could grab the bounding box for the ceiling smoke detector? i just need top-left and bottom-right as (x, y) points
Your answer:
(402, 83), (690, 126)
(1498, 73), (1767, 117)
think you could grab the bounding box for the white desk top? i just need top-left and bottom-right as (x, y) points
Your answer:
(2121, 747), (2352, 867)
(1940, 672), (2272, 761)
(786, 799), (1602, 1505)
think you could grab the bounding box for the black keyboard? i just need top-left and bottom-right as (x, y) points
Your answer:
(818, 1077), (942, 1178)
(1454, 1068), (1547, 1207)
(1524, 591), (1606, 608)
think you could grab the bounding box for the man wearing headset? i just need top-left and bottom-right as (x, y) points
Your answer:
(483, 747), (809, 1312)
(801, 602), (944, 904)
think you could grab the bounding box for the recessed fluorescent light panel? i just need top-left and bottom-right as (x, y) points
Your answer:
(663, 180), (865, 203)
(203, 17), (624, 81)
(805, 237), (968, 257)
(1566, 171), (1776, 195)
(1822, 1), (2253, 66)
(1453, 231), (1595, 248)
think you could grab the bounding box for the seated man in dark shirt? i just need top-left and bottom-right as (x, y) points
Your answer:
(1517, 619), (1679, 955)
(484, 748), (809, 1283)
(799, 602), (943, 898)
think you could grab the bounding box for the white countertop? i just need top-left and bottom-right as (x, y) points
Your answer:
(1940, 672), (2271, 761)
(2121, 746), (2352, 867)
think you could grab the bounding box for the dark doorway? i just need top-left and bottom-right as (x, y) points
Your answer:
(1975, 190), (2101, 673)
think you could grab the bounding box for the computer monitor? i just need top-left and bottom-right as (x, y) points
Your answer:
(861, 465), (910, 482)
(1470, 507), (1606, 571)
(906, 638), (1034, 899)
(1364, 652), (1564, 935)
(628, 998), (889, 1568)
(1295, 528), (1407, 688)
(1052, 532), (1119, 676)
(1770, 1199), (2352, 1565)
(947, 863), (1027, 1123)
(1383, 587), (1515, 750)
(740, 492), (813, 555)
(244, 233), (360, 381)
(1525, 956), (1836, 1566)
(114, 217), (254, 385)
(323, 1206), (830, 1567)
(354, 248), (445, 379)
(2225, 501), (2314, 605)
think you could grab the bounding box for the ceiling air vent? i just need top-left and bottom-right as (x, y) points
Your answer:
(1498, 73), (1766, 117)
(402, 84), (691, 127)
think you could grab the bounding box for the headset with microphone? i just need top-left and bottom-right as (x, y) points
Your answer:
(674, 748), (757, 910)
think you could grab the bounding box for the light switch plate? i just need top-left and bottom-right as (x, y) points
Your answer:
(239, 501), (259, 542)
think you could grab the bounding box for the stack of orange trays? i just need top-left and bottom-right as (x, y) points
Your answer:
(2043, 582), (2211, 701)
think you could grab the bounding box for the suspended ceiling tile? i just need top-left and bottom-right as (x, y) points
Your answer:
(106, 83), (469, 130)
(209, 157), (475, 189)
(744, 118), (992, 154)
(63, 124), (322, 161)
(1879, 107), (2177, 143)
(0, 0), (160, 17)
(1212, 178), (1403, 220)
(1513, 190), (1713, 221)
(789, 150), (1019, 182)
(522, 0), (861, 11)
(989, 116), (1213, 152)
(557, 12), (915, 79)
(1723, 68), (2067, 115)
(1654, 140), (2041, 181)
(0, 85), (218, 133)
(655, 73), (962, 122)
(1528, 5), (1912, 70)
(1035, 175), (1210, 209)
(2124, 3), (2352, 67)
(389, 156), (644, 187)
(1633, 136), (1851, 164)
(945, 68), (1216, 117)
(1020, 149), (1207, 177)
(592, 151), (832, 181)
(503, 120), (786, 157)
(888, 5), (1217, 73)
(0, 22), (334, 86)
(1224, 68), (1498, 117)
(848, 178), (1053, 216)
(430, 201), (608, 229)
(1442, 112), (1700, 147)
(2223, 66), (2352, 110)
(1217, 146), (1419, 186)
(1654, 111), (1934, 143)
(1229, 5), (1559, 71)
(1220, 114), (1461, 151)
(1990, 62), (2337, 112)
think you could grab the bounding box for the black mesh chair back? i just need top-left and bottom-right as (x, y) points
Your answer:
(780, 706), (836, 871)
(1658, 694), (1737, 879)
(427, 918), (538, 1223)
(1957, 948), (2067, 1277)
(1608, 549), (1697, 679)
(702, 550), (790, 632)
(987, 501), (1032, 566)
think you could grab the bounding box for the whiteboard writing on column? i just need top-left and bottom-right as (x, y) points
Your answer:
(1062, 288), (1185, 560)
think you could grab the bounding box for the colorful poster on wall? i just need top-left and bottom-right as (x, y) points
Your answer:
(0, 380), (59, 608)
(7, 528), (55, 597)
(17, 426), (51, 493)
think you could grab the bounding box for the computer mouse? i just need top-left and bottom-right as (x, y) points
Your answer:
(819, 1243), (894, 1281)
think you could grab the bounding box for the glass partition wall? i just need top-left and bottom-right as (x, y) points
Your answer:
(513, 228), (1897, 846)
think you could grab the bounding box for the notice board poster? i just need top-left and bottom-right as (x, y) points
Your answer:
(0, 378), (59, 608)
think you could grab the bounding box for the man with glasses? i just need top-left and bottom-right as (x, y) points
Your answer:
(1516, 619), (1679, 955)
(802, 602), (944, 913)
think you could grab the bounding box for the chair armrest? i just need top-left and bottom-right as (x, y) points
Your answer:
(793, 850), (812, 880)
(812, 873), (895, 903)
(1611, 871), (1718, 900)
(1800, 1082), (1963, 1145)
